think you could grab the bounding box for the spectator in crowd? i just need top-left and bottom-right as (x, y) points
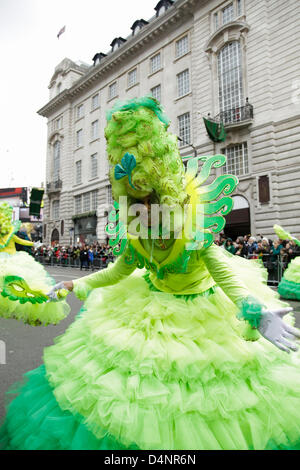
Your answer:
(88, 246), (95, 271)
(80, 245), (89, 271)
(224, 238), (236, 255)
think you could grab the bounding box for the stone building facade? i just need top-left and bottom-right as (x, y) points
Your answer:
(38, 0), (300, 245)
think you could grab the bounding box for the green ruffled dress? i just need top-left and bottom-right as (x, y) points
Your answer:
(1, 239), (300, 450)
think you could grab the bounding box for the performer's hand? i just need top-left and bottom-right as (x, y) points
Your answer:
(47, 281), (73, 302)
(258, 307), (300, 353)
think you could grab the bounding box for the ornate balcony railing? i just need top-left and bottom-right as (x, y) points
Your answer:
(46, 179), (62, 193)
(215, 99), (254, 126)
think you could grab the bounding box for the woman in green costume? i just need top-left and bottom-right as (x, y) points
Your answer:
(0, 202), (69, 325)
(274, 224), (300, 301)
(1, 97), (300, 450)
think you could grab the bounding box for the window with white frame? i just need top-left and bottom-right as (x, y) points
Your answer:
(91, 120), (99, 140)
(175, 35), (189, 58)
(177, 69), (190, 97)
(90, 153), (98, 178)
(178, 112), (191, 146)
(75, 195), (82, 214)
(109, 82), (117, 100)
(83, 192), (90, 212)
(218, 41), (243, 115)
(92, 94), (99, 110)
(91, 190), (98, 210)
(128, 68), (137, 87)
(222, 143), (248, 176)
(76, 129), (83, 147)
(222, 3), (234, 24)
(150, 53), (161, 74)
(77, 104), (84, 119)
(53, 141), (60, 180)
(76, 160), (82, 184)
(55, 117), (63, 130)
(52, 200), (60, 219)
(213, 1), (243, 31)
(151, 84), (161, 102)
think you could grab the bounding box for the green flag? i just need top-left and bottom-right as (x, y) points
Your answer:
(29, 188), (44, 217)
(203, 117), (226, 143)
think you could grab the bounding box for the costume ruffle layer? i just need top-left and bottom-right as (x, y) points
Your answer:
(283, 256), (300, 283)
(0, 366), (137, 450)
(278, 278), (300, 300)
(39, 270), (300, 450)
(0, 252), (69, 325)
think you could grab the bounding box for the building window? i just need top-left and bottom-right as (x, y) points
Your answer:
(175, 35), (189, 58)
(177, 69), (190, 97)
(90, 153), (98, 178)
(218, 41), (243, 115)
(178, 112), (191, 146)
(151, 84), (161, 102)
(61, 220), (64, 236)
(83, 192), (90, 212)
(214, 12), (219, 30)
(76, 160), (82, 184)
(258, 175), (270, 204)
(55, 116), (63, 130)
(91, 190), (98, 210)
(109, 82), (117, 100)
(52, 200), (60, 219)
(92, 94), (99, 110)
(150, 53), (161, 74)
(222, 143), (248, 176)
(107, 185), (114, 206)
(128, 68), (137, 88)
(222, 3), (234, 24)
(76, 129), (83, 148)
(44, 224), (47, 239)
(53, 141), (60, 180)
(75, 195), (82, 214)
(213, 1), (243, 31)
(77, 104), (84, 119)
(91, 120), (99, 140)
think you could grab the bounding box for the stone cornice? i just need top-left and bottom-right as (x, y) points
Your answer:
(37, 0), (197, 118)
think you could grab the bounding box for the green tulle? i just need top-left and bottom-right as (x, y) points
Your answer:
(283, 256), (300, 283)
(40, 271), (300, 450)
(278, 278), (300, 300)
(0, 366), (138, 450)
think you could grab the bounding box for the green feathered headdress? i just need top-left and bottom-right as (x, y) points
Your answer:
(106, 96), (170, 128)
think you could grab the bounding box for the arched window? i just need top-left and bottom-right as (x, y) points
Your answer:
(53, 141), (60, 180)
(218, 41), (243, 116)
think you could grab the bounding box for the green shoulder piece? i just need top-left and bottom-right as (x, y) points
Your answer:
(0, 221), (21, 249)
(274, 224), (300, 247)
(1, 275), (48, 304)
(105, 200), (128, 256)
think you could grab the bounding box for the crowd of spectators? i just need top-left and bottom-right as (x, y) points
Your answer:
(214, 233), (300, 282)
(32, 242), (115, 270)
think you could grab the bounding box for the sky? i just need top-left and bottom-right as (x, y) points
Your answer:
(0, 0), (157, 189)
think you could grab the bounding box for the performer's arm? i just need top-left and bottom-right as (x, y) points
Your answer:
(13, 234), (34, 247)
(71, 250), (136, 300)
(201, 243), (299, 352)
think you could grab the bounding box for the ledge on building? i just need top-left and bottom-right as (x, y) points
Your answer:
(46, 179), (62, 194)
(214, 99), (254, 130)
(72, 211), (97, 221)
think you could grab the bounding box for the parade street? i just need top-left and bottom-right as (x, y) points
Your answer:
(0, 265), (299, 422)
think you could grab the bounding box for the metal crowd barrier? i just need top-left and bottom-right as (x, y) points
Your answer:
(246, 254), (286, 286)
(34, 254), (115, 270)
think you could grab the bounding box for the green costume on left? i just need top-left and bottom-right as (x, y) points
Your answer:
(1, 98), (300, 450)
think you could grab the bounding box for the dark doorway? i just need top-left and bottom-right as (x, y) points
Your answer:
(51, 228), (59, 245)
(224, 196), (250, 240)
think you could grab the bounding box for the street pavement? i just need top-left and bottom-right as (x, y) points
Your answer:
(0, 266), (299, 422)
